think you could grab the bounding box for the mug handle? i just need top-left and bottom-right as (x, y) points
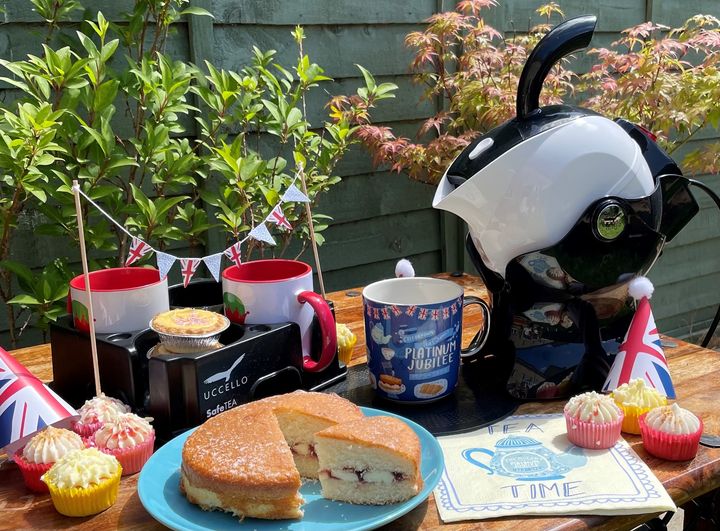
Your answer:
(297, 291), (337, 372)
(461, 295), (491, 358)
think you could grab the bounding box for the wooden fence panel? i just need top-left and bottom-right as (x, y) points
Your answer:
(3, 0), (720, 346)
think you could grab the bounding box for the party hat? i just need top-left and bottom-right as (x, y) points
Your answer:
(0, 348), (77, 457)
(602, 277), (675, 398)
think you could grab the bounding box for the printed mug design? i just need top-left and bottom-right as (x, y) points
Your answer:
(462, 435), (587, 481)
(223, 292), (249, 324)
(364, 294), (463, 402)
(72, 299), (90, 332)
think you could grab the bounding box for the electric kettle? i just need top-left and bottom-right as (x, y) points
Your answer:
(433, 15), (700, 399)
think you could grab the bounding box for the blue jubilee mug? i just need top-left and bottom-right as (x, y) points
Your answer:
(362, 277), (489, 402)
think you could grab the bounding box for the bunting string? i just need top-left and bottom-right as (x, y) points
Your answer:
(73, 178), (310, 284)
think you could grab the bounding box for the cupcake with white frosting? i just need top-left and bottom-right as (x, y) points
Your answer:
(14, 426), (85, 492)
(564, 391), (624, 449)
(72, 393), (131, 438)
(93, 412), (155, 475)
(639, 403), (703, 461)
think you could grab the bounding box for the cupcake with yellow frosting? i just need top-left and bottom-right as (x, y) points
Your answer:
(611, 378), (667, 434)
(564, 391), (624, 449)
(93, 412), (154, 475)
(14, 426), (85, 492)
(639, 403), (703, 461)
(336, 323), (357, 366)
(72, 393), (131, 438)
(42, 448), (122, 516)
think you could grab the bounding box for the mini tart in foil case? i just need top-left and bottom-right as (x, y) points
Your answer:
(149, 315), (230, 354)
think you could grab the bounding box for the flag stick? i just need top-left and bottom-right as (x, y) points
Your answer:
(298, 166), (326, 299)
(72, 181), (102, 396)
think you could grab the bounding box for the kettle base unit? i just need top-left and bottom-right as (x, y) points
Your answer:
(434, 16), (701, 400)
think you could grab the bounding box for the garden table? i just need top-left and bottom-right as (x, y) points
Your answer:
(1, 273), (719, 530)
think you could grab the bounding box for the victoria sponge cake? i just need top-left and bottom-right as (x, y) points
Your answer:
(315, 416), (423, 505)
(180, 391), (364, 519)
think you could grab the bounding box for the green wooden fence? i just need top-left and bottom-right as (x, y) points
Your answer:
(1, 0), (719, 347)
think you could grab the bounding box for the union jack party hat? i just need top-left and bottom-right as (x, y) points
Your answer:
(602, 277), (676, 398)
(0, 347), (77, 457)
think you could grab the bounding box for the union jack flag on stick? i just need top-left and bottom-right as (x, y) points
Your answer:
(602, 287), (675, 398)
(0, 348), (77, 456)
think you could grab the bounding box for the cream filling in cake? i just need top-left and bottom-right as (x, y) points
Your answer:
(320, 468), (405, 484)
(180, 474), (304, 520)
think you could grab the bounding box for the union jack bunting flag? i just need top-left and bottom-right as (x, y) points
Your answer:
(390, 305), (402, 317)
(430, 309), (440, 321)
(418, 308), (429, 320)
(405, 305), (417, 317)
(0, 348), (77, 453)
(451, 302), (459, 315)
(442, 307), (450, 319)
(366, 305), (372, 317)
(179, 258), (201, 288)
(125, 237), (153, 266)
(224, 241), (243, 269)
(602, 297), (675, 398)
(372, 308), (380, 319)
(268, 205), (293, 231)
(381, 308), (390, 320)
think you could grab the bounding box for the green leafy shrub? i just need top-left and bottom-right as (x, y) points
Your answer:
(0, 0), (395, 346)
(354, 0), (720, 184)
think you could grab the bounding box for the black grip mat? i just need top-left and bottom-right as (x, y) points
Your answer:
(326, 361), (519, 436)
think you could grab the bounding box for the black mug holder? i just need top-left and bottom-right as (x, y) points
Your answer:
(50, 304), (346, 442)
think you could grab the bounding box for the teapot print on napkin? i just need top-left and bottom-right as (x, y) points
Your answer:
(463, 435), (587, 481)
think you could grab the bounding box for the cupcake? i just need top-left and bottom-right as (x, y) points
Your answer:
(42, 448), (122, 517)
(72, 393), (131, 438)
(336, 323), (357, 366)
(564, 391), (624, 449)
(639, 403), (703, 461)
(14, 426), (85, 493)
(611, 378), (667, 434)
(93, 412), (155, 475)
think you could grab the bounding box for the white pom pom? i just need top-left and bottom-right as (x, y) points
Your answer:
(395, 258), (415, 278)
(628, 276), (654, 301)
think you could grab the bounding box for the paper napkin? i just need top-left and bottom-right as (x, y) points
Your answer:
(434, 414), (675, 522)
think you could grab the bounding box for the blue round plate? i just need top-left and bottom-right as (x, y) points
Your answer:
(138, 407), (444, 531)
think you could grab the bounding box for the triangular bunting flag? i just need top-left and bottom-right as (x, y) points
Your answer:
(248, 223), (276, 245)
(282, 183), (310, 203)
(179, 258), (201, 288)
(203, 252), (223, 282)
(267, 204), (293, 231)
(156, 251), (177, 281)
(125, 237), (153, 266)
(223, 241), (243, 269)
(602, 296), (675, 398)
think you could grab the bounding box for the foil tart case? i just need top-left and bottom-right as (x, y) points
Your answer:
(149, 316), (230, 354)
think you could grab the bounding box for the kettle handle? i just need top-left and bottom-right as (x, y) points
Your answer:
(462, 448), (495, 474)
(516, 15), (597, 120)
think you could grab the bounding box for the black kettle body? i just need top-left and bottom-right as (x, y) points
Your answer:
(434, 16), (699, 399)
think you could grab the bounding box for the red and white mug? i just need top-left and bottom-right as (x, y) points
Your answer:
(69, 267), (169, 333)
(222, 259), (336, 373)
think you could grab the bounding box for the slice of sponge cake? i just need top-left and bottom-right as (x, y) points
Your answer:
(315, 416), (423, 505)
(271, 391), (364, 478)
